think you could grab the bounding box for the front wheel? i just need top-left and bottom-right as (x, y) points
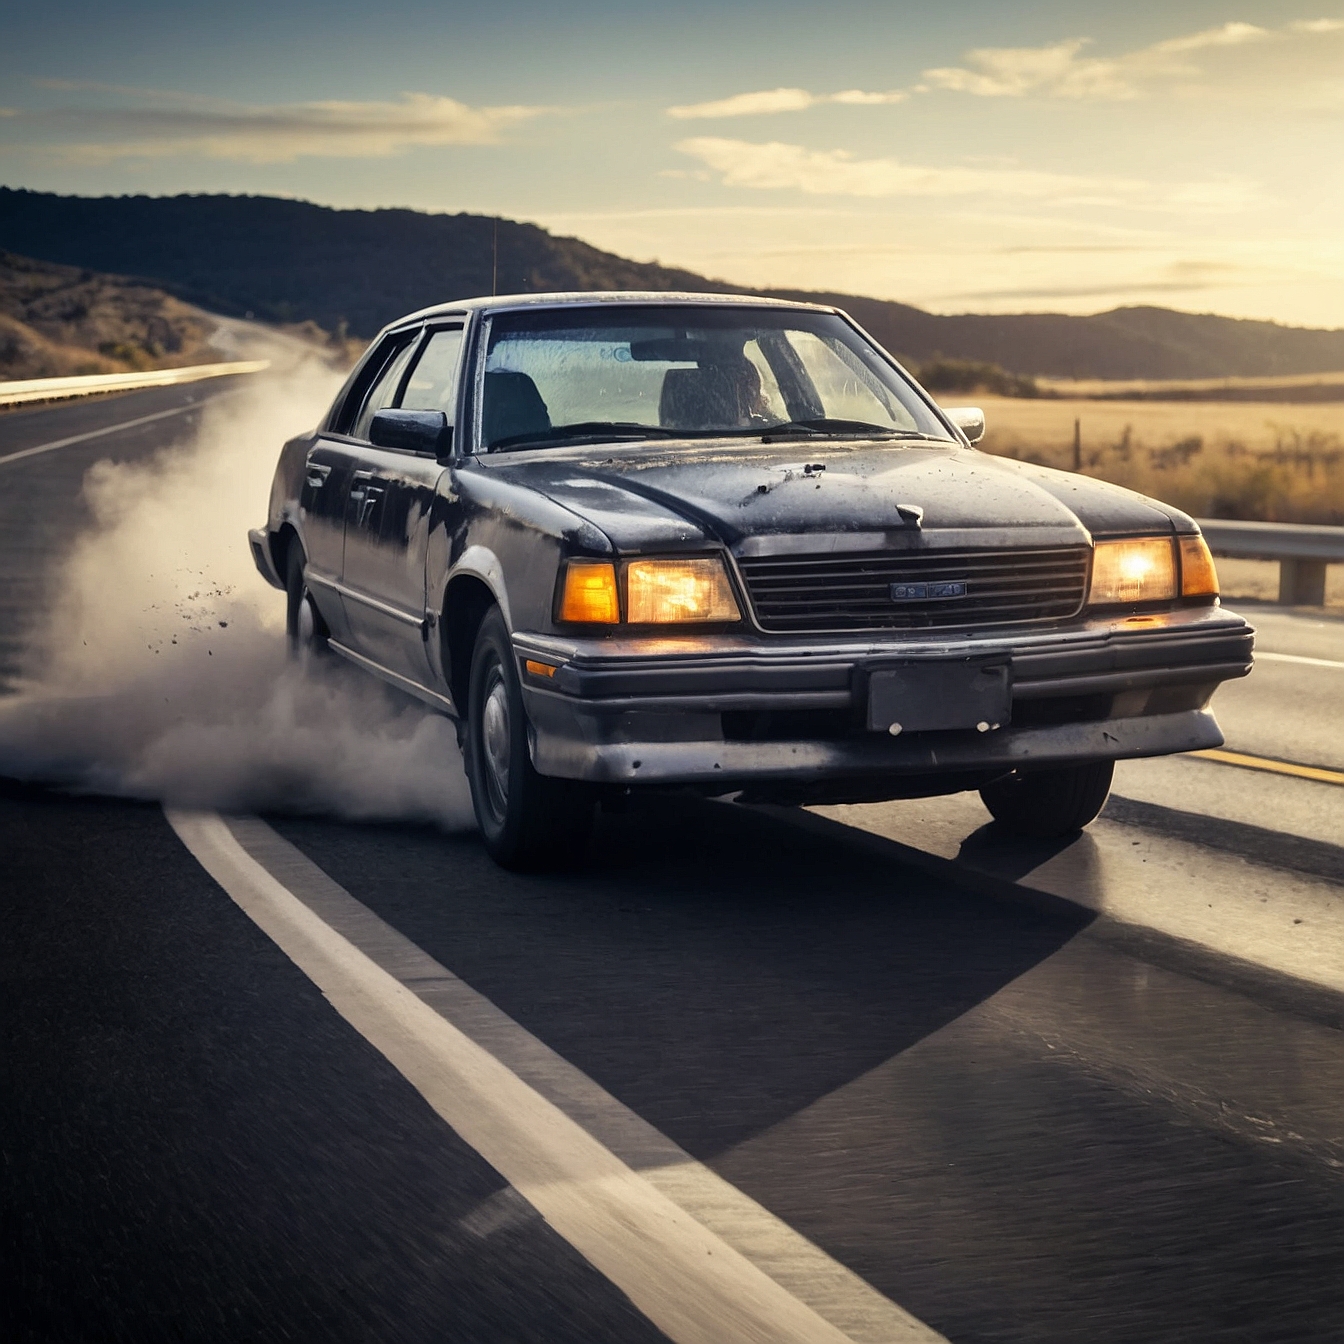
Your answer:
(979, 761), (1114, 839)
(465, 606), (594, 870)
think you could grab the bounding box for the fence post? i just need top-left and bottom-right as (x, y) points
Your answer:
(1278, 558), (1328, 606)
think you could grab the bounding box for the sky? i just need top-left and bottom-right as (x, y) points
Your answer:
(3, 1), (1344, 327)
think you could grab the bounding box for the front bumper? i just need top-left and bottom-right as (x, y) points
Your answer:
(513, 606), (1252, 789)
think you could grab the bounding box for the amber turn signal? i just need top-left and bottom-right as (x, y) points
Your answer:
(1088, 537), (1177, 605)
(1179, 534), (1219, 597)
(626, 558), (741, 624)
(524, 660), (558, 678)
(558, 561), (620, 623)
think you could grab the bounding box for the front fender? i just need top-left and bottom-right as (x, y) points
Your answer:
(443, 545), (513, 630)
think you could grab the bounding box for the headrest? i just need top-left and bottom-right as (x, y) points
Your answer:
(660, 366), (739, 430)
(482, 371), (551, 448)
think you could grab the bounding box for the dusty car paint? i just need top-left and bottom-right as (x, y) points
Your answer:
(250, 291), (1253, 806)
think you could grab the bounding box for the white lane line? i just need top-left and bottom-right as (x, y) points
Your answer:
(1256, 650), (1344, 671)
(166, 808), (943, 1344)
(0, 401), (202, 468)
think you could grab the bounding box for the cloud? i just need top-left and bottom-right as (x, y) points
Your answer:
(674, 137), (1259, 212)
(17, 90), (547, 163)
(922, 39), (1132, 99)
(921, 17), (1335, 101)
(1147, 20), (1269, 55)
(667, 86), (906, 119)
(944, 261), (1245, 304)
(663, 17), (1344, 121)
(676, 137), (1143, 201)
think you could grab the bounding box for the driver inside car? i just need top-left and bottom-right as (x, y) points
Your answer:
(659, 355), (772, 431)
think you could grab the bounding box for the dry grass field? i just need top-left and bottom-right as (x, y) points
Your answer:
(971, 395), (1344, 527)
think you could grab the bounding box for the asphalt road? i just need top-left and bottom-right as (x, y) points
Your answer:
(3, 382), (1343, 1344)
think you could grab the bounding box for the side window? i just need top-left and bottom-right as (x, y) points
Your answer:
(398, 327), (465, 421)
(350, 336), (418, 440)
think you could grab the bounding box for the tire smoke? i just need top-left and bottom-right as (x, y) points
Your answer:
(0, 363), (475, 830)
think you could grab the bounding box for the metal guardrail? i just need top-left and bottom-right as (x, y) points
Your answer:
(0, 359), (270, 408)
(1197, 518), (1344, 606)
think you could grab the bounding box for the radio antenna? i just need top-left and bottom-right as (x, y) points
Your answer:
(491, 219), (498, 296)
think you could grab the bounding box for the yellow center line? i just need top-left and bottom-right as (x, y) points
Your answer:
(1189, 748), (1344, 786)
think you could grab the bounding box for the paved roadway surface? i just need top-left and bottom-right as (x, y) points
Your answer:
(3, 383), (1344, 1344)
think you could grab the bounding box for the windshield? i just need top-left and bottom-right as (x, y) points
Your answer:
(476, 305), (953, 451)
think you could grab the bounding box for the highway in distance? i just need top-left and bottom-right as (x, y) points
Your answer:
(3, 380), (1344, 1344)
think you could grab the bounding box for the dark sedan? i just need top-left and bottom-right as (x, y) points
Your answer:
(249, 292), (1252, 868)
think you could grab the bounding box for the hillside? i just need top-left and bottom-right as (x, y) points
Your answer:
(0, 249), (217, 380)
(0, 188), (719, 344)
(3, 186), (1343, 381)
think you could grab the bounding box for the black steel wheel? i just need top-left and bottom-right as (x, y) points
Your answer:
(285, 544), (330, 663)
(465, 606), (594, 870)
(979, 760), (1114, 839)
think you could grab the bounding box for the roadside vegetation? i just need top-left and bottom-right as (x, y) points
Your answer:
(974, 394), (1344, 526)
(0, 250), (220, 379)
(0, 251), (362, 382)
(914, 357), (1041, 398)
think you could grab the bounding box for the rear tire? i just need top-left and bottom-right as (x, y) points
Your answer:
(285, 544), (330, 663)
(465, 606), (594, 870)
(979, 760), (1114, 839)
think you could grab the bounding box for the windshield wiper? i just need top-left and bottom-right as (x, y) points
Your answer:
(488, 421), (682, 451)
(756, 418), (948, 440)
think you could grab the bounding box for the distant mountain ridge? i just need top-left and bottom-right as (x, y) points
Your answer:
(2, 186), (1342, 381)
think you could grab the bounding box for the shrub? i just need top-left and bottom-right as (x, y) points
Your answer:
(915, 357), (1040, 398)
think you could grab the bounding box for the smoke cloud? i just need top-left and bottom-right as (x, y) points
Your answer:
(0, 362), (475, 830)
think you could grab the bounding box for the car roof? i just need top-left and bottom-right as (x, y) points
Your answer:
(387, 290), (841, 331)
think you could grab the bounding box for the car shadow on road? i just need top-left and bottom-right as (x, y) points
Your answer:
(953, 819), (1091, 883)
(271, 792), (1094, 1162)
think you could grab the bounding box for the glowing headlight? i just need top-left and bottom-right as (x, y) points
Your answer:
(1088, 537), (1177, 605)
(627, 558), (741, 624)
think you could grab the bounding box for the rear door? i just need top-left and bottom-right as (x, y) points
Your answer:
(340, 323), (465, 682)
(300, 330), (419, 643)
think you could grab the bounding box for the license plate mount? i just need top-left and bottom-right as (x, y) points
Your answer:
(866, 660), (1011, 733)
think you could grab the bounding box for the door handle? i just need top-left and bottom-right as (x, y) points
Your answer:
(351, 481), (385, 527)
(305, 463), (332, 489)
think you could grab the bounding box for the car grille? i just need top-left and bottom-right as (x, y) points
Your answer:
(736, 546), (1090, 633)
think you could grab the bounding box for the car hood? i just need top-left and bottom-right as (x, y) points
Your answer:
(484, 438), (1183, 555)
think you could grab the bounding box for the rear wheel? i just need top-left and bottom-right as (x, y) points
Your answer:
(285, 544), (330, 663)
(979, 761), (1114, 839)
(465, 606), (594, 870)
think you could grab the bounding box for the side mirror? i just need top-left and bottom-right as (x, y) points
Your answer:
(370, 409), (453, 459)
(944, 406), (986, 445)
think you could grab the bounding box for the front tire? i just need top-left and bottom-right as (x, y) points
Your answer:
(465, 607), (594, 870)
(979, 760), (1114, 839)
